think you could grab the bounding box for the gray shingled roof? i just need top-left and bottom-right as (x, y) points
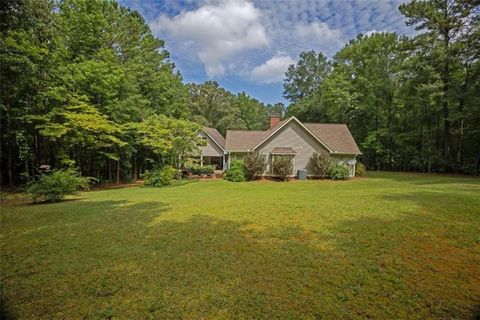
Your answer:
(204, 127), (225, 150)
(304, 123), (361, 154)
(223, 117), (361, 155)
(225, 130), (268, 151)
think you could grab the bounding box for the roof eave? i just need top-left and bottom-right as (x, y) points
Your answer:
(203, 129), (225, 151)
(330, 151), (363, 155)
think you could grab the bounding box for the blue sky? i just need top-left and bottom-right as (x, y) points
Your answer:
(118, 0), (414, 105)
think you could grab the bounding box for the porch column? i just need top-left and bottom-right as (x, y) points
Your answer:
(200, 155), (203, 167)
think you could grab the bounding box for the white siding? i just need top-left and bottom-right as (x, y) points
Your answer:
(256, 121), (330, 174)
(199, 132), (223, 157)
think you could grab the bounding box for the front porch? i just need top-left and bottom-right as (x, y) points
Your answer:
(200, 155), (228, 171)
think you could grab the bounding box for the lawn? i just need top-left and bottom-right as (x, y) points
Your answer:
(1, 172), (479, 319)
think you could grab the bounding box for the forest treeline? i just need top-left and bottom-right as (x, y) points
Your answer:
(0, 0), (281, 187)
(284, 1), (479, 174)
(1, 0), (479, 187)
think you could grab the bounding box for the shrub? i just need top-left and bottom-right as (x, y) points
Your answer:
(27, 169), (90, 203)
(329, 163), (350, 180)
(306, 152), (332, 177)
(189, 164), (215, 176)
(202, 165), (215, 176)
(355, 162), (366, 176)
(143, 166), (178, 187)
(272, 156), (294, 181)
(243, 152), (266, 180)
(224, 160), (245, 182)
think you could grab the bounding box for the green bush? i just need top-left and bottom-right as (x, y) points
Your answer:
(224, 160), (245, 182)
(355, 162), (366, 176)
(203, 165), (215, 176)
(143, 166), (178, 187)
(190, 164), (215, 176)
(243, 152), (266, 180)
(272, 156), (294, 181)
(306, 152), (332, 177)
(329, 163), (350, 180)
(27, 169), (91, 203)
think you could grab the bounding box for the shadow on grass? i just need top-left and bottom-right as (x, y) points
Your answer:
(25, 197), (88, 206)
(332, 213), (480, 319)
(141, 214), (480, 318)
(0, 296), (16, 320)
(2, 199), (479, 319)
(473, 306), (480, 320)
(382, 190), (480, 218)
(141, 179), (199, 189)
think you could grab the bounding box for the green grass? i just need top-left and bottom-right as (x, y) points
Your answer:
(1, 172), (479, 319)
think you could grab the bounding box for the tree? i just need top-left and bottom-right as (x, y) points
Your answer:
(188, 81), (235, 130)
(0, 0), (199, 186)
(188, 81), (270, 134)
(399, 0), (480, 168)
(283, 51), (330, 103)
(234, 92), (269, 130)
(325, 33), (402, 170)
(129, 114), (201, 167)
(267, 103), (286, 116)
(0, 0), (55, 186)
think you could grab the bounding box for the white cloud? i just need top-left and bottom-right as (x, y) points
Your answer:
(132, 0), (415, 86)
(294, 22), (345, 55)
(250, 54), (295, 84)
(151, 0), (268, 76)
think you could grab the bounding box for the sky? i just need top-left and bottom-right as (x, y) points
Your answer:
(118, 0), (414, 105)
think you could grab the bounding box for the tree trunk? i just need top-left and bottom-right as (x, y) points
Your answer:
(5, 105), (14, 187)
(116, 159), (120, 184)
(475, 143), (480, 176)
(108, 159), (112, 181)
(387, 98), (393, 170)
(442, 2), (451, 171)
(456, 64), (470, 174)
(442, 68), (450, 169)
(456, 119), (464, 174)
(7, 141), (13, 187)
(133, 153), (137, 181)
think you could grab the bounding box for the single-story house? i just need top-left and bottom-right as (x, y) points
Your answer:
(199, 114), (362, 177)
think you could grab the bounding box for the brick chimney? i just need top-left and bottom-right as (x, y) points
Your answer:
(269, 113), (281, 129)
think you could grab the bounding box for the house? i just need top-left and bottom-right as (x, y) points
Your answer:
(198, 127), (227, 170)
(199, 114), (362, 177)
